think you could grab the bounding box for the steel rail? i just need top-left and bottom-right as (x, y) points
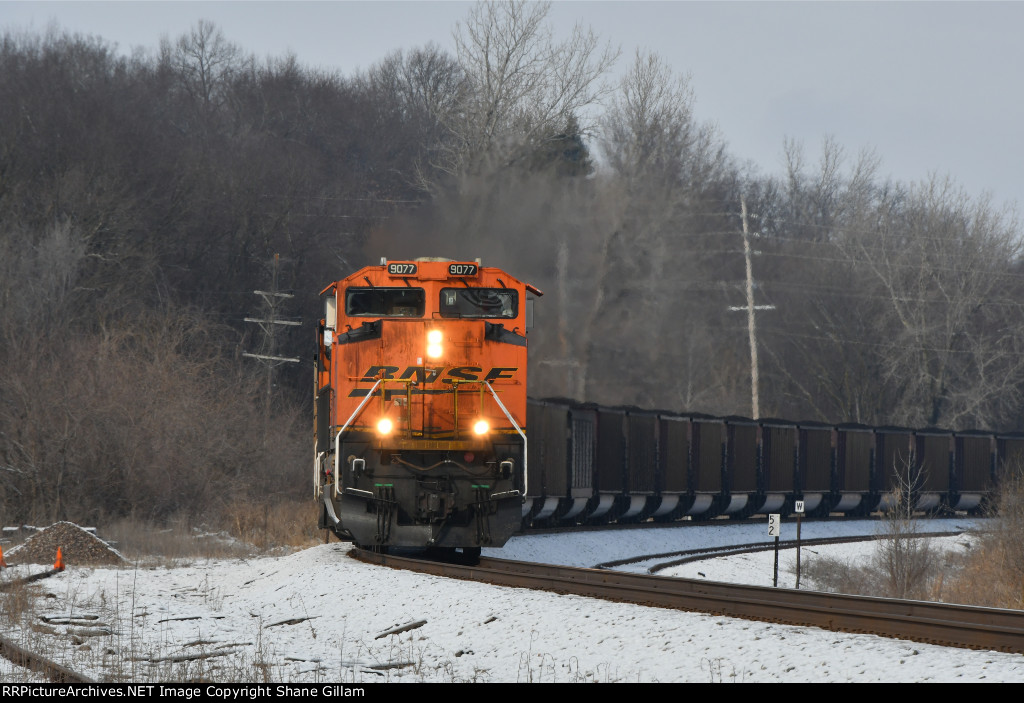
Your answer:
(0, 633), (96, 683)
(593, 530), (962, 572)
(0, 567), (65, 591)
(351, 548), (1024, 654)
(0, 567), (95, 683)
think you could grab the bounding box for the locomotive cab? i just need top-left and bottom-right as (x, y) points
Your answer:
(314, 258), (540, 556)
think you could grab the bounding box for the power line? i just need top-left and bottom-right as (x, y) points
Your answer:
(243, 253), (301, 419)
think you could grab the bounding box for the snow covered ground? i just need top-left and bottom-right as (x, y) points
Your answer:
(2, 517), (1022, 683)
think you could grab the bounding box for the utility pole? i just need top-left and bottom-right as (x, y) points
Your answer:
(728, 197), (774, 420)
(243, 253), (301, 419)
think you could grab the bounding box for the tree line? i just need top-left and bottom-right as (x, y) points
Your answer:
(1, 1), (1021, 526)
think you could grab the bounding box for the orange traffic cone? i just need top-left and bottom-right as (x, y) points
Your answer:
(0, 544), (7, 568)
(53, 547), (64, 571)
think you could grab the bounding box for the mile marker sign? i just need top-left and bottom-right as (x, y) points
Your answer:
(768, 513), (781, 537)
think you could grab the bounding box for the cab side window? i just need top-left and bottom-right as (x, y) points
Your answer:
(439, 288), (517, 318)
(345, 287), (425, 317)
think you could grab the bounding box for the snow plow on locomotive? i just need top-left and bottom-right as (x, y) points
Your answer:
(314, 258), (541, 560)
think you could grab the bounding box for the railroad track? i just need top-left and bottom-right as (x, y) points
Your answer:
(0, 568), (96, 683)
(594, 530), (963, 572)
(0, 633), (96, 684)
(351, 545), (1024, 654)
(521, 511), (894, 536)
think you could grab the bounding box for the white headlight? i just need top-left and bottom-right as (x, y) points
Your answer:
(473, 420), (489, 435)
(377, 418), (393, 435)
(427, 330), (443, 344)
(427, 343), (443, 358)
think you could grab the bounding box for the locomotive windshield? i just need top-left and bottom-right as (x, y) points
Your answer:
(345, 287), (425, 317)
(439, 288), (517, 319)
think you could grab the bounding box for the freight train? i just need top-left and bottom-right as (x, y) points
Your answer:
(314, 259), (1019, 557)
(523, 399), (1023, 527)
(314, 258), (542, 561)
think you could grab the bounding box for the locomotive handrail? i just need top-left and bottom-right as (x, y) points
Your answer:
(334, 378), (383, 499)
(314, 451), (326, 499)
(485, 381), (527, 497)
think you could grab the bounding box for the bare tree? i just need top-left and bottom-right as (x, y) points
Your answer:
(366, 43), (468, 128)
(0, 217), (86, 339)
(575, 50), (738, 409)
(750, 138), (1024, 431)
(600, 50), (712, 186)
(0, 306), (306, 525)
(755, 138), (894, 422)
(363, 44), (469, 191)
(442, 0), (619, 177)
(780, 136), (881, 239)
(163, 19), (250, 135)
(838, 175), (1024, 428)
(873, 454), (937, 600)
(799, 453), (939, 600)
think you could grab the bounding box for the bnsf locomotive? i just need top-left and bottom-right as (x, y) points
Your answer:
(314, 258), (541, 560)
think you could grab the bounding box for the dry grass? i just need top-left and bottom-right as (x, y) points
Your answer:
(803, 463), (1024, 610)
(0, 498), (324, 683)
(0, 575), (36, 624)
(799, 535), (955, 601)
(802, 457), (968, 602)
(221, 498), (323, 551)
(101, 516), (254, 561)
(938, 547), (1024, 609)
(98, 499), (321, 562)
(940, 466), (1024, 609)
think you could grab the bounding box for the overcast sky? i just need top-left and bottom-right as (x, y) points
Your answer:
(3, 1), (1021, 209)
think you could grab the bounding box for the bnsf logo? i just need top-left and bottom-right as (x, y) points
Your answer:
(357, 366), (517, 383)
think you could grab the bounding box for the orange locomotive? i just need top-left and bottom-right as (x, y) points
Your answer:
(314, 258), (541, 560)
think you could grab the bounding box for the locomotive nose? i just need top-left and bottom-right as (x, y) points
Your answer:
(316, 261), (530, 553)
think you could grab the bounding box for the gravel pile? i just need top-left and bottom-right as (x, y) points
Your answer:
(4, 521), (127, 566)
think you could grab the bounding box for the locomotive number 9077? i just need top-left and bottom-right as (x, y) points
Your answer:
(448, 263), (478, 276)
(387, 263), (417, 276)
